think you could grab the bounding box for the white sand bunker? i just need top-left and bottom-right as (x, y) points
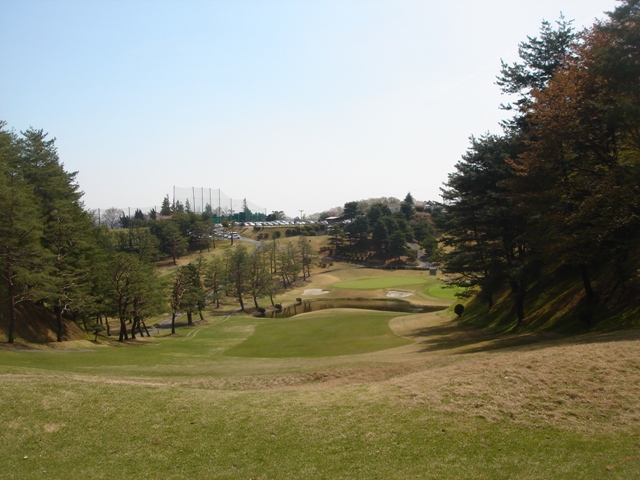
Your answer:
(387, 290), (413, 298)
(302, 289), (330, 296)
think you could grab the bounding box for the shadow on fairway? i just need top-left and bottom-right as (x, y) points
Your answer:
(410, 318), (640, 355)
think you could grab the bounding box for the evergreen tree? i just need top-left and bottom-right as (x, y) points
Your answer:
(0, 126), (47, 343)
(160, 196), (172, 216)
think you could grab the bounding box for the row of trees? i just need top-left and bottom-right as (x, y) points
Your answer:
(328, 194), (438, 262)
(0, 125), (222, 343)
(439, 1), (640, 326)
(1, 125), (97, 343)
(0, 124), (317, 345)
(168, 237), (314, 330)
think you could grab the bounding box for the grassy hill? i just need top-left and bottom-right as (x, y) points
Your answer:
(1, 305), (638, 479)
(457, 263), (640, 334)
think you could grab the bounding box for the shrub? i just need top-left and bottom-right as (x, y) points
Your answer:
(454, 304), (465, 317)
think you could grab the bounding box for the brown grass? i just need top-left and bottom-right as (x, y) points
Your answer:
(383, 313), (640, 434)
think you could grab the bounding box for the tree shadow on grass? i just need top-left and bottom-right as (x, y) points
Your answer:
(409, 318), (640, 355)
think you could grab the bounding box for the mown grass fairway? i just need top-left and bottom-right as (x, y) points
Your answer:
(1, 267), (639, 479)
(227, 309), (412, 358)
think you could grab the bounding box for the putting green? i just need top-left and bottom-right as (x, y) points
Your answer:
(425, 283), (466, 300)
(332, 276), (427, 290)
(227, 309), (411, 358)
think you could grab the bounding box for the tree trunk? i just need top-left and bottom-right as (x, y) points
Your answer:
(171, 312), (176, 334)
(118, 317), (128, 341)
(187, 310), (193, 325)
(510, 281), (526, 325)
(140, 319), (150, 337)
(55, 304), (64, 343)
(7, 275), (16, 344)
(237, 293), (245, 311)
(580, 264), (595, 303)
(134, 316), (146, 337)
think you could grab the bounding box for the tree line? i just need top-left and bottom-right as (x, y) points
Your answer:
(327, 194), (439, 263)
(0, 125), (316, 343)
(438, 1), (640, 327)
(168, 237), (314, 332)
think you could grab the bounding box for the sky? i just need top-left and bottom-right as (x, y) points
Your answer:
(0, 0), (621, 218)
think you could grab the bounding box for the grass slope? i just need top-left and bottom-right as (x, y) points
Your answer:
(1, 312), (639, 479)
(1, 267), (639, 478)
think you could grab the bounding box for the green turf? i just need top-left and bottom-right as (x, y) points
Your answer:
(426, 283), (466, 300)
(332, 276), (428, 290)
(227, 310), (411, 358)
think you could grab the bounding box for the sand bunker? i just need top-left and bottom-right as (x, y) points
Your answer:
(386, 290), (413, 298)
(302, 289), (330, 296)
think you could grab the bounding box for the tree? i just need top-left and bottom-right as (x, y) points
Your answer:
(106, 253), (136, 341)
(400, 192), (415, 220)
(327, 225), (346, 255)
(169, 266), (188, 334)
(297, 236), (313, 280)
(225, 245), (250, 310)
(509, 1), (640, 313)
(102, 208), (122, 229)
(278, 241), (301, 287)
(389, 230), (408, 259)
(205, 255), (225, 309)
(129, 259), (163, 339)
(133, 209), (145, 222)
(0, 126), (46, 343)
(345, 215), (369, 245)
(247, 246), (274, 308)
(439, 134), (529, 318)
(343, 201), (359, 220)
(367, 203), (392, 226)
(160, 195), (172, 216)
(371, 218), (390, 254)
(16, 127), (95, 342)
(149, 219), (188, 265)
(180, 258), (206, 325)
(496, 15), (578, 124)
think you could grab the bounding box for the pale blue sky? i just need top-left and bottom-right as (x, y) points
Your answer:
(1, 0), (619, 217)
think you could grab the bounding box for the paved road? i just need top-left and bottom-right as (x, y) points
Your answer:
(407, 243), (431, 268)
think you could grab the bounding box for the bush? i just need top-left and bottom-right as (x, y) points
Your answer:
(454, 304), (465, 317)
